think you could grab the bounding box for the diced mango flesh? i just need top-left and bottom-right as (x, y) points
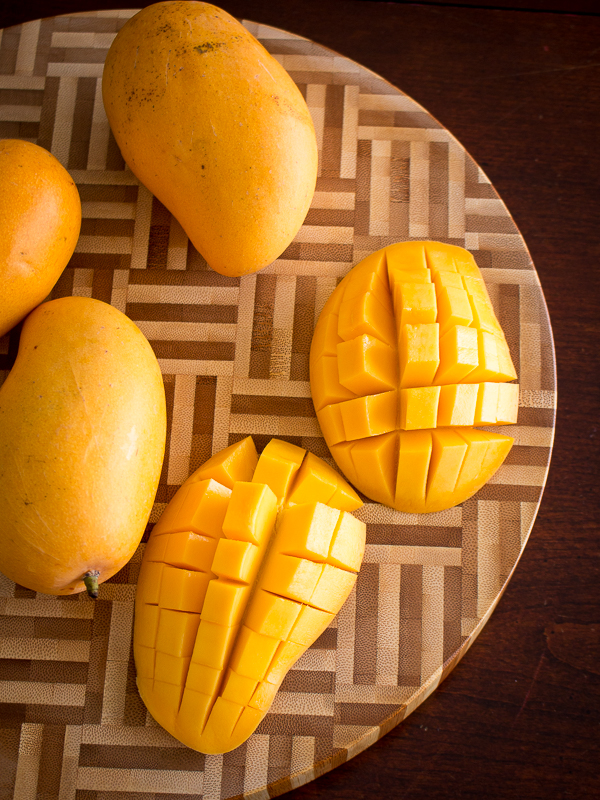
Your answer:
(134, 437), (366, 755)
(309, 241), (518, 514)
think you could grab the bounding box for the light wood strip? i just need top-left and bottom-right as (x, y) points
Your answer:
(477, 500), (501, 618)
(229, 414), (321, 438)
(0, 638), (90, 662)
(341, 85), (359, 179)
(290, 737), (316, 784)
(157, 359), (235, 376)
(167, 374), (196, 485)
(363, 545), (461, 567)
(293, 226), (354, 245)
(409, 140), (429, 238)
(354, 505), (462, 527)
(0, 681), (86, 706)
(76, 767), (204, 794)
(86, 78), (110, 170)
(58, 726), (82, 800)
(448, 141), (466, 240)
(420, 565), (445, 680)
(136, 322), (237, 343)
(244, 735), (270, 794)
(127, 284), (239, 305)
(13, 723), (43, 800)
(232, 378), (311, 397)
(51, 76), (77, 164)
(306, 84), (326, 177)
(488, 464), (548, 487)
(376, 564), (401, 686)
(359, 126), (452, 143)
(369, 139), (391, 236)
(15, 20), (41, 76)
(212, 375), (234, 455)
(311, 191), (355, 210)
(270, 693), (335, 716)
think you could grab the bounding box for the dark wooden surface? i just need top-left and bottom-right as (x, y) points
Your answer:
(3, 1), (600, 798)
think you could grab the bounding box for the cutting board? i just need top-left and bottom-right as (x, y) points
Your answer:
(0, 10), (556, 799)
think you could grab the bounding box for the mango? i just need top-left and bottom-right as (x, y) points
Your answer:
(311, 241), (518, 513)
(102, 1), (318, 277)
(0, 297), (166, 596)
(134, 436), (365, 753)
(0, 139), (81, 337)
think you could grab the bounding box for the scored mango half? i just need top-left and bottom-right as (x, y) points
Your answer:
(134, 436), (365, 753)
(310, 241), (518, 513)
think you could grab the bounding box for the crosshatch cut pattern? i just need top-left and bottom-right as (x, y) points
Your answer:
(0, 10), (556, 800)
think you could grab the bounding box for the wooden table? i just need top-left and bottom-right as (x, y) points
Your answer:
(2, 2), (599, 798)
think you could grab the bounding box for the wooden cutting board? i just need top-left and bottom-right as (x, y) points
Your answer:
(0, 10), (556, 799)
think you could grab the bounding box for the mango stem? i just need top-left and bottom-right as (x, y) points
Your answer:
(82, 570), (100, 599)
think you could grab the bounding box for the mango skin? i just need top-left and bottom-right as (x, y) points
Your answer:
(0, 297), (167, 595)
(0, 139), (81, 338)
(102, 1), (318, 277)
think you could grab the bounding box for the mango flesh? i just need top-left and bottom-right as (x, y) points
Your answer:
(134, 437), (365, 753)
(0, 297), (167, 594)
(0, 139), (81, 337)
(102, 1), (318, 277)
(311, 242), (518, 513)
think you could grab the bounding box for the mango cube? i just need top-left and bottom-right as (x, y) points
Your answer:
(496, 382), (519, 424)
(152, 478), (231, 539)
(316, 403), (346, 446)
(350, 432), (398, 507)
(311, 355), (357, 411)
(244, 589), (302, 640)
(394, 282), (437, 330)
(211, 539), (260, 584)
(288, 605), (335, 646)
(155, 609), (201, 658)
(399, 323), (440, 388)
(399, 386), (441, 430)
(200, 580), (250, 627)
(221, 669), (258, 706)
(437, 286), (473, 335)
(337, 334), (397, 396)
(395, 430), (432, 513)
(328, 512), (367, 572)
(338, 391), (397, 441)
(158, 566), (211, 613)
(163, 530), (219, 572)
(337, 291), (396, 347)
(434, 324), (479, 385)
(222, 481), (277, 545)
(190, 436), (258, 490)
(251, 438), (305, 499)
(260, 554), (323, 604)
(275, 502), (340, 562)
(310, 564), (357, 614)
(287, 451), (338, 506)
(437, 383), (479, 427)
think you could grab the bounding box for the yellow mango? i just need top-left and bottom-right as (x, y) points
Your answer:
(0, 139), (81, 338)
(310, 241), (518, 513)
(134, 437), (366, 753)
(102, 2), (317, 277)
(0, 297), (166, 596)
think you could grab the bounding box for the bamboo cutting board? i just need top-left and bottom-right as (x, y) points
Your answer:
(0, 10), (556, 799)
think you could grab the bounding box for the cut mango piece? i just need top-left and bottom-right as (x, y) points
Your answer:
(252, 438), (305, 500)
(395, 430), (432, 513)
(265, 640), (305, 685)
(156, 609), (201, 658)
(133, 644), (155, 680)
(350, 431), (398, 507)
(222, 482), (277, 545)
(248, 681), (279, 712)
(328, 512), (366, 572)
(399, 323), (440, 388)
(136, 561), (164, 606)
(244, 589), (302, 640)
(200, 580), (250, 627)
(474, 382), (500, 425)
(339, 390), (397, 441)
(344, 262), (393, 313)
(190, 436), (258, 490)
(152, 478), (231, 539)
(186, 661), (223, 696)
(310, 564), (357, 614)
(437, 286), (473, 336)
(288, 605), (334, 646)
(437, 383), (478, 427)
(163, 530), (219, 572)
(287, 451), (338, 505)
(434, 325), (479, 385)
(394, 282), (437, 330)
(310, 241), (518, 515)
(133, 603), (160, 649)
(316, 403), (346, 446)
(158, 566), (211, 614)
(275, 502), (341, 562)
(260, 554), (323, 604)
(221, 670), (258, 707)
(496, 382), (519, 424)
(211, 539), (260, 584)
(228, 626), (281, 681)
(399, 386), (441, 430)
(310, 355), (356, 412)
(191, 620), (238, 670)
(155, 652), (191, 686)
(426, 428), (468, 510)
(338, 291), (396, 347)
(337, 334), (397, 396)
(144, 533), (169, 563)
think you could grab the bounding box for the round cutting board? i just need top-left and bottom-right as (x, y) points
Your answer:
(0, 10), (556, 800)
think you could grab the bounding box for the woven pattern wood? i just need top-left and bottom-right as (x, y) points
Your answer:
(0, 10), (555, 800)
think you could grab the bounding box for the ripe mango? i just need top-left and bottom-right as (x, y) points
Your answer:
(310, 241), (518, 513)
(0, 297), (167, 596)
(0, 139), (81, 337)
(134, 437), (365, 753)
(102, 1), (318, 277)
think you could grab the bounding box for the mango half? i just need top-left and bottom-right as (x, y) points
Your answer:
(134, 437), (365, 753)
(310, 241), (518, 513)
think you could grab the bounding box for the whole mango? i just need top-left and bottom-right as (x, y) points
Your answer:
(0, 297), (167, 597)
(102, 1), (318, 277)
(0, 139), (81, 337)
